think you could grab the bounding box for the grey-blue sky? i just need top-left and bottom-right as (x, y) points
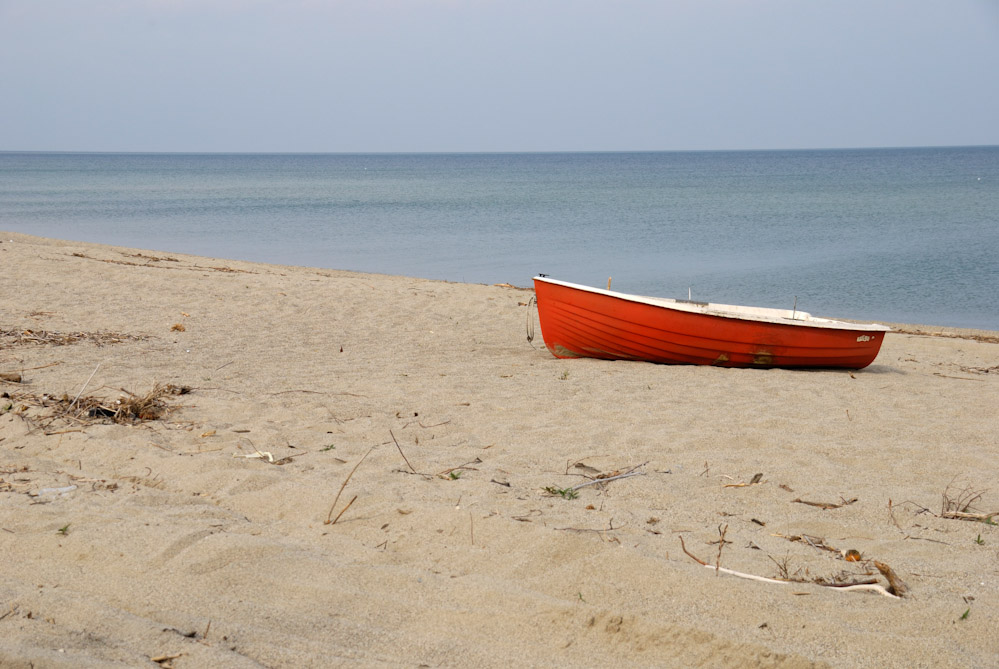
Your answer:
(2, 0), (997, 152)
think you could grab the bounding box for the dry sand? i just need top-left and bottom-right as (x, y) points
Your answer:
(1, 232), (997, 668)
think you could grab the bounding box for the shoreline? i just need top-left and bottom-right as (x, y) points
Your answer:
(5, 231), (997, 337)
(3, 232), (998, 667)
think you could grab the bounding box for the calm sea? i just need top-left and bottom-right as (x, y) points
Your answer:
(2, 148), (997, 330)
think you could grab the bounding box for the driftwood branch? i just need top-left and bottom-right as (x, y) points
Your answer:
(874, 560), (909, 597)
(699, 563), (791, 585)
(678, 536), (903, 598)
(940, 510), (997, 523)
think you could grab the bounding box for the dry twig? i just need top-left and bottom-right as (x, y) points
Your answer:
(792, 497), (858, 510)
(324, 445), (376, 525)
(389, 429), (418, 474)
(570, 462), (648, 491)
(715, 524), (729, 572)
(437, 457), (481, 479)
(723, 472), (764, 488)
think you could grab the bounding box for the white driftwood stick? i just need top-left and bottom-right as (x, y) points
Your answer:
(828, 583), (899, 599)
(701, 564), (789, 585)
(701, 564), (900, 598)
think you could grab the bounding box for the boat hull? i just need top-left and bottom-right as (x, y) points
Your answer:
(533, 277), (888, 369)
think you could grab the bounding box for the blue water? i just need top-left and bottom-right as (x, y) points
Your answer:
(2, 148), (997, 329)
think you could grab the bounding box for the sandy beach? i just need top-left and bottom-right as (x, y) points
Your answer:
(2, 231), (997, 668)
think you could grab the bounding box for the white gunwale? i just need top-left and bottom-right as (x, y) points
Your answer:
(533, 276), (891, 332)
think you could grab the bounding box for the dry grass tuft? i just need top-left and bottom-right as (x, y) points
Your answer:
(940, 478), (997, 523)
(4, 383), (191, 432)
(0, 328), (149, 348)
(942, 478), (986, 516)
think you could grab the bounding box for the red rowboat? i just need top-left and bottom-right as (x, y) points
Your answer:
(533, 276), (890, 369)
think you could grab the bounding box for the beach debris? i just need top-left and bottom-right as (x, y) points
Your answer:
(555, 519), (624, 540)
(437, 457), (481, 480)
(329, 495), (358, 525)
(890, 325), (999, 345)
(0, 327), (148, 348)
(543, 486), (579, 500)
(715, 524), (729, 570)
(170, 323), (186, 332)
(324, 445), (377, 525)
(232, 437), (305, 465)
(679, 535), (786, 584)
(70, 362), (103, 411)
(151, 653), (183, 668)
(30, 485), (77, 498)
(101, 384), (187, 422)
(724, 472), (764, 488)
(679, 535), (903, 598)
(959, 364), (999, 374)
(12, 382), (190, 432)
(0, 372), (22, 383)
(233, 451), (274, 463)
(874, 561), (909, 597)
(389, 429), (420, 475)
(68, 250), (256, 274)
(273, 453), (308, 465)
(893, 482), (997, 529)
(887, 499), (952, 544)
(941, 510), (998, 523)
(772, 532), (868, 562)
(932, 372), (986, 381)
(792, 496), (858, 510)
(124, 252), (179, 263)
(566, 461), (648, 492)
(940, 479), (997, 523)
(569, 461), (602, 477)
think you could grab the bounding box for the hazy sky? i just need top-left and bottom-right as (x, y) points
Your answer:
(2, 0), (997, 152)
